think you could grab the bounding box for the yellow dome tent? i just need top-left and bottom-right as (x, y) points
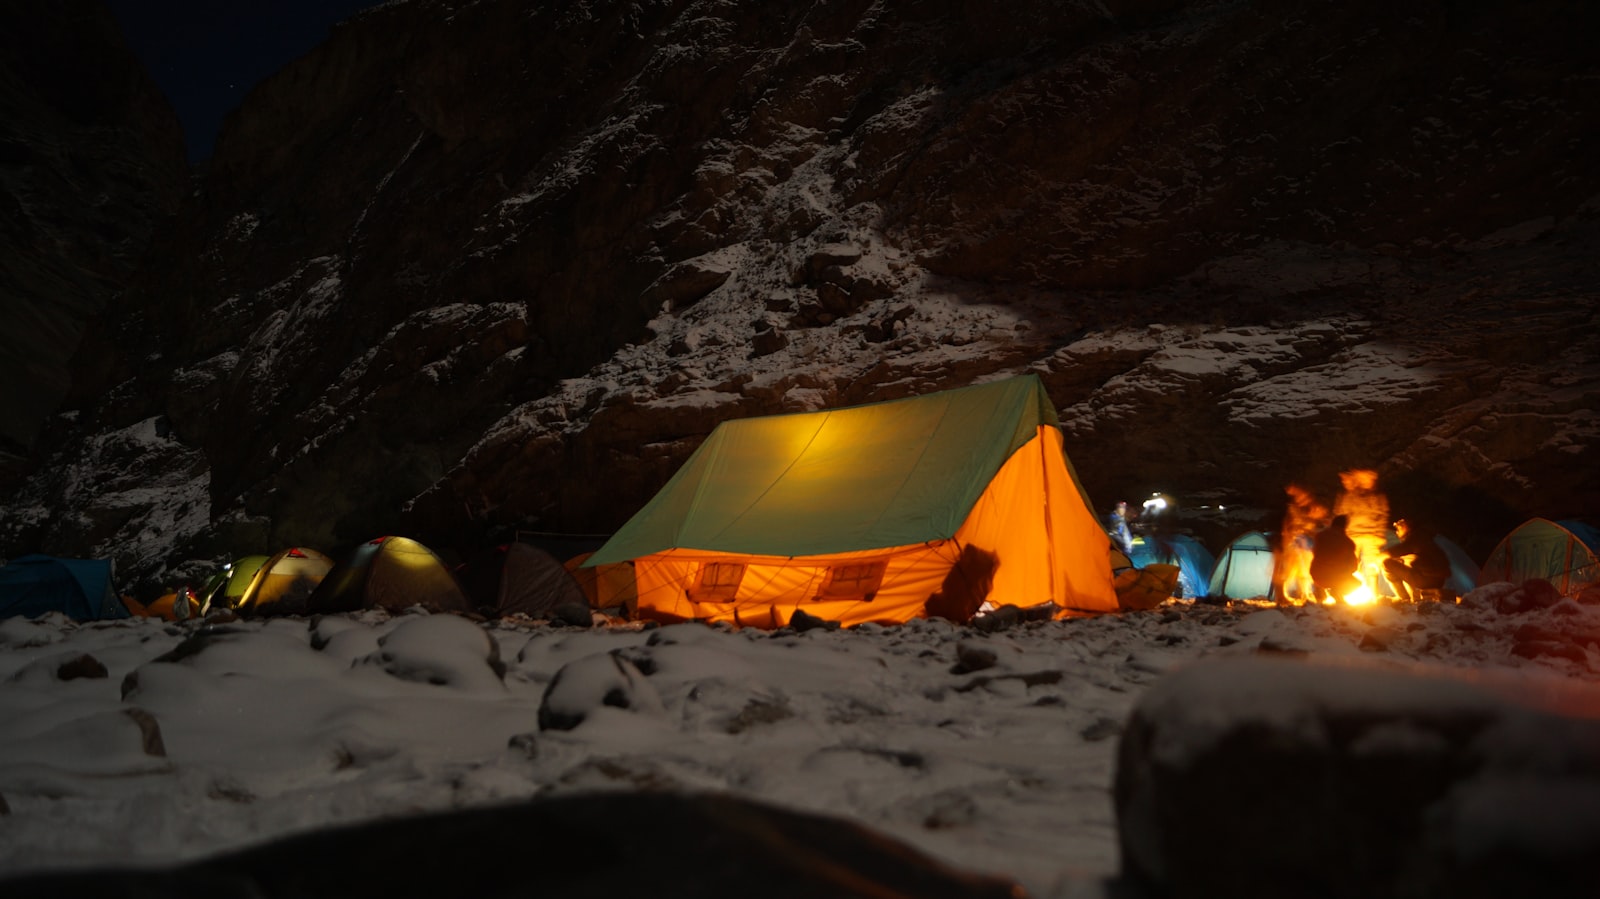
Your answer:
(307, 536), (472, 616)
(236, 547), (334, 617)
(584, 375), (1117, 627)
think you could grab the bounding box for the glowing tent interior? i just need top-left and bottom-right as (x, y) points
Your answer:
(236, 547), (334, 617)
(1478, 518), (1600, 598)
(1206, 531), (1278, 601)
(585, 375), (1118, 627)
(308, 536), (472, 616)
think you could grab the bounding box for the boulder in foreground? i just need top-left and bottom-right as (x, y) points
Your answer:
(1115, 654), (1600, 898)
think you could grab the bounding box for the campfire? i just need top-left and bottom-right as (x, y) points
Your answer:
(1276, 469), (1393, 606)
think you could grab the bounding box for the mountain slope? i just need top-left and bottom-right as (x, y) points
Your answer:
(2, 0), (1596, 591)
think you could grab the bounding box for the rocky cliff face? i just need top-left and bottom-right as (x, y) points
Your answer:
(0, 0), (185, 468)
(3, 0), (1597, 592)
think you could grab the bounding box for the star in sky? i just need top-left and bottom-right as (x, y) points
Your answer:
(103, 0), (386, 162)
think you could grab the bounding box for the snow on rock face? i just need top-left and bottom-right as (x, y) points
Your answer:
(3, 0), (1599, 583)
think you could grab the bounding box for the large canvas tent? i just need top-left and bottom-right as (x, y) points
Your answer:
(1206, 531), (1277, 600)
(585, 375), (1118, 627)
(1478, 518), (1600, 598)
(0, 555), (127, 621)
(565, 552), (638, 611)
(307, 536), (472, 616)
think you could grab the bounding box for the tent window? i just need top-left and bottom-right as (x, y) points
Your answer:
(820, 561), (886, 600)
(690, 562), (745, 601)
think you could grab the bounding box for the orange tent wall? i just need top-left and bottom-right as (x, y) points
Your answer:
(629, 426), (1117, 627)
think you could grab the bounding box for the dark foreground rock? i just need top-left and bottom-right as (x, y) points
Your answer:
(0, 791), (1020, 899)
(1114, 655), (1600, 899)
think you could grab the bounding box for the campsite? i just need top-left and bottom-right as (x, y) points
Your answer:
(3, 0), (1599, 896)
(4, 376), (1600, 897)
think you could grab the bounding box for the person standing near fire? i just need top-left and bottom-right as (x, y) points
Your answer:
(1108, 501), (1134, 554)
(1310, 515), (1360, 602)
(1382, 518), (1451, 602)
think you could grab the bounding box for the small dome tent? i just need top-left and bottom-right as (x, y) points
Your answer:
(1128, 534), (1215, 599)
(459, 541), (589, 618)
(1433, 534), (1480, 597)
(1206, 531), (1277, 601)
(1478, 518), (1600, 598)
(0, 555), (127, 621)
(199, 555), (269, 612)
(236, 547), (334, 617)
(307, 536), (472, 616)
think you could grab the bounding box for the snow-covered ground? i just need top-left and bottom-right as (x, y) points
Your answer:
(0, 592), (1596, 897)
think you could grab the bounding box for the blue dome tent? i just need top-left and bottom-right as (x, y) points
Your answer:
(0, 554), (127, 621)
(1128, 534), (1215, 600)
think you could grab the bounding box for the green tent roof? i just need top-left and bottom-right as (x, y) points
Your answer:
(588, 375), (1068, 563)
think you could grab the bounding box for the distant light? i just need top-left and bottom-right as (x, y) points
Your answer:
(1143, 496), (1168, 513)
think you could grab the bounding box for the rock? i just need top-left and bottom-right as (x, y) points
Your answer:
(951, 642), (999, 674)
(1510, 641), (1589, 664)
(641, 260), (732, 312)
(1080, 717), (1122, 743)
(54, 653), (108, 680)
(549, 601), (595, 628)
(1114, 655), (1600, 898)
(123, 708), (166, 757)
(357, 616), (506, 689)
(1358, 626), (1398, 651)
(970, 604), (1023, 633)
(749, 320), (790, 357)
(0, 0), (184, 462)
(537, 651), (664, 732)
(0, 793), (1022, 898)
(1495, 578), (1562, 614)
(789, 609), (839, 632)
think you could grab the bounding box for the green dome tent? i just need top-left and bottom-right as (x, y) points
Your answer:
(1478, 518), (1600, 598)
(1206, 531), (1278, 601)
(198, 555), (269, 612)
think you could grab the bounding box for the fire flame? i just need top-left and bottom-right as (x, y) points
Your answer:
(1277, 483), (1329, 603)
(1280, 469), (1395, 607)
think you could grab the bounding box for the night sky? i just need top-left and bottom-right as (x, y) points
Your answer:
(103, 0), (387, 161)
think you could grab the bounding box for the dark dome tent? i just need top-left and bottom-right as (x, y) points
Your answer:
(461, 541), (589, 619)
